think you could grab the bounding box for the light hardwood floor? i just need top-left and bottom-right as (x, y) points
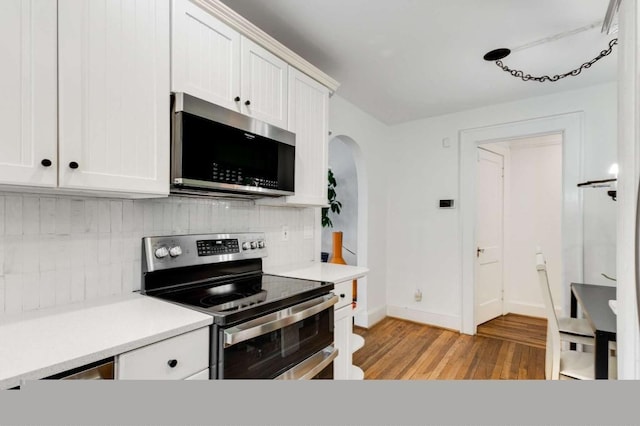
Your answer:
(352, 314), (546, 380)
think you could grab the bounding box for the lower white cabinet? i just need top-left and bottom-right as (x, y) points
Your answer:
(185, 369), (210, 380)
(332, 280), (364, 380)
(116, 327), (209, 380)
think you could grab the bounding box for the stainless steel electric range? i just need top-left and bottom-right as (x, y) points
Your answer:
(141, 232), (338, 379)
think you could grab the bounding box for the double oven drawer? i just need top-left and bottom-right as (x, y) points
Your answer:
(116, 327), (209, 380)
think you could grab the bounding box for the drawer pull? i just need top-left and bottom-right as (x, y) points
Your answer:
(167, 359), (178, 368)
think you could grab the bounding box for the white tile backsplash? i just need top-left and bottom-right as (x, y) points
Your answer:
(0, 192), (317, 316)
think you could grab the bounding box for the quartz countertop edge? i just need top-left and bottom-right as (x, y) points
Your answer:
(0, 293), (212, 389)
(268, 263), (369, 283)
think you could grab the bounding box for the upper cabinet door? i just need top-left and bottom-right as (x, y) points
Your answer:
(172, 0), (241, 112)
(58, 0), (170, 195)
(285, 67), (329, 206)
(241, 37), (288, 129)
(0, 0), (57, 187)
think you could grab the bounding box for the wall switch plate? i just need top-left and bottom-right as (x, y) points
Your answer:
(303, 225), (313, 239)
(282, 225), (289, 241)
(414, 289), (422, 302)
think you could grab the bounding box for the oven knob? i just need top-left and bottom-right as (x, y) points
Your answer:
(258, 240), (265, 249)
(154, 247), (169, 259)
(250, 241), (258, 249)
(169, 246), (182, 258)
(242, 242), (251, 251)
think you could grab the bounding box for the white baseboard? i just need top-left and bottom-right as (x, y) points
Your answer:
(386, 305), (460, 331)
(354, 305), (386, 328)
(503, 300), (564, 319)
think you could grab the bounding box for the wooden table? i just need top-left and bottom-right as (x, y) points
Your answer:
(570, 283), (617, 379)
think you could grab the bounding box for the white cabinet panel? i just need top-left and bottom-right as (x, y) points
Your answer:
(58, 0), (170, 195)
(241, 37), (288, 129)
(185, 368), (210, 380)
(116, 327), (209, 380)
(0, 0), (57, 187)
(284, 67), (329, 206)
(172, 0), (241, 112)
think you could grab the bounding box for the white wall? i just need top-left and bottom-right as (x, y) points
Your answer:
(0, 192), (316, 316)
(329, 95), (390, 327)
(386, 82), (617, 330)
(322, 137), (358, 266)
(502, 136), (563, 317)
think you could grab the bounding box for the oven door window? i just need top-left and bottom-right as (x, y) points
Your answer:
(222, 308), (333, 379)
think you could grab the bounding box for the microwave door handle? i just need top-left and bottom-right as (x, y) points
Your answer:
(274, 345), (338, 380)
(223, 294), (338, 347)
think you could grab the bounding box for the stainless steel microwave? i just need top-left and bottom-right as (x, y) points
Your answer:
(170, 93), (295, 198)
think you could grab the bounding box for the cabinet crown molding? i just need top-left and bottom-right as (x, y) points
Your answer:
(192, 0), (340, 94)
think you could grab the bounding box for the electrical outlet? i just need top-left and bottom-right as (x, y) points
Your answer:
(414, 289), (422, 302)
(282, 225), (289, 241)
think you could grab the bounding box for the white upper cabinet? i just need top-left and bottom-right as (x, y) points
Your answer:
(58, 0), (170, 195)
(172, 0), (241, 112)
(0, 0), (57, 187)
(285, 68), (330, 206)
(240, 38), (288, 129)
(171, 0), (288, 129)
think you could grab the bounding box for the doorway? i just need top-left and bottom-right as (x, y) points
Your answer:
(475, 135), (563, 329)
(460, 112), (583, 335)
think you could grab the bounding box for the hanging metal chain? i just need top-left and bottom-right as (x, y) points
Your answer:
(495, 38), (618, 82)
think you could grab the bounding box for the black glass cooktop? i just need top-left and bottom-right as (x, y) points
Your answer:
(154, 274), (333, 325)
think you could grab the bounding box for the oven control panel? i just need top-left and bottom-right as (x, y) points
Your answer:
(142, 232), (268, 272)
(196, 239), (239, 256)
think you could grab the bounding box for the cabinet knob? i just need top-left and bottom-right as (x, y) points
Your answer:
(69, 161), (79, 170)
(41, 159), (52, 167)
(234, 96), (241, 102)
(167, 359), (178, 368)
(244, 100), (251, 106)
(340, 294), (346, 299)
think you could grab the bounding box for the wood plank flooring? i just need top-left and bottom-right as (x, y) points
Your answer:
(477, 313), (547, 349)
(352, 314), (546, 380)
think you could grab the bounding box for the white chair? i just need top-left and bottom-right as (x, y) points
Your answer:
(536, 250), (595, 379)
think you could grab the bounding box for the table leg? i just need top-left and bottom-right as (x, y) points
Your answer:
(594, 330), (609, 379)
(570, 289), (577, 351)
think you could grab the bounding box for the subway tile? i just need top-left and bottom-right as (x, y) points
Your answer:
(55, 236), (71, 271)
(5, 274), (22, 315)
(98, 200), (111, 233)
(97, 265), (110, 297)
(0, 195), (5, 236)
(98, 234), (111, 265)
(0, 240), (4, 276)
(54, 269), (71, 306)
(70, 236), (85, 268)
(133, 201), (144, 233)
(84, 266), (99, 300)
(110, 236), (123, 264)
(0, 276), (4, 314)
(152, 202), (163, 234)
(21, 236), (39, 273)
(55, 198), (71, 235)
(110, 201), (123, 234)
(85, 200), (99, 233)
(39, 270), (56, 309)
(23, 196), (39, 235)
(162, 202), (173, 234)
(122, 200), (134, 233)
(121, 261), (134, 294)
(70, 199), (85, 234)
(4, 235), (23, 275)
(143, 203), (154, 234)
(132, 260), (142, 291)
(22, 272), (39, 311)
(5, 195), (23, 236)
(38, 236), (56, 272)
(39, 197), (55, 235)
(70, 268), (85, 302)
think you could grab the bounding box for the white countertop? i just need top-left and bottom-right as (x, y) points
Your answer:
(0, 293), (212, 389)
(271, 263), (369, 283)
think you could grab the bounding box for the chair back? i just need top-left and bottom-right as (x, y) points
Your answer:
(536, 248), (561, 379)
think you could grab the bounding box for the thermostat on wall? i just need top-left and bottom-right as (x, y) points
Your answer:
(439, 199), (455, 209)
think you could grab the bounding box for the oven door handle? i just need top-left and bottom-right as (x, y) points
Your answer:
(223, 294), (339, 347)
(275, 345), (338, 380)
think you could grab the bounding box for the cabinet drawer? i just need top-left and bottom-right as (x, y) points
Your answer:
(116, 327), (209, 380)
(333, 281), (353, 311)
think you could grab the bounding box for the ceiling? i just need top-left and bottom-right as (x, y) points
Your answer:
(219, 0), (618, 125)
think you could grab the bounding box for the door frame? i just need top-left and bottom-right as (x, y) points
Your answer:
(459, 113), (584, 335)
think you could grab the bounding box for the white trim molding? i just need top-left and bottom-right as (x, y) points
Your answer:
(386, 305), (460, 331)
(191, 0), (340, 94)
(459, 113), (584, 335)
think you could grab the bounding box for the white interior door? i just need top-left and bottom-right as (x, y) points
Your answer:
(475, 148), (504, 326)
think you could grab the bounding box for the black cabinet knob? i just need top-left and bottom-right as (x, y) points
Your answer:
(340, 294), (346, 299)
(244, 100), (251, 106)
(234, 96), (241, 102)
(69, 161), (79, 169)
(167, 359), (178, 368)
(41, 159), (52, 167)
